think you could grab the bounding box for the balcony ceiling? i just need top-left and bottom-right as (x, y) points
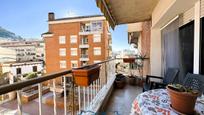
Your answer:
(96, 0), (159, 29)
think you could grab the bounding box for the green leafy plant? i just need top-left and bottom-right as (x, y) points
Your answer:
(25, 72), (38, 79)
(168, 84), (199, 94)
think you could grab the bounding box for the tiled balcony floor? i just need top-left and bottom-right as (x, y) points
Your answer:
(105, 85), (142, 115)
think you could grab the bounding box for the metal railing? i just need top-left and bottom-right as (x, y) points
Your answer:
(0, 58), (116, 115)
(80, 54), (88, 58)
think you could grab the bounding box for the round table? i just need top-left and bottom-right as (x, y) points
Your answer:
(131, 89), (204, 115)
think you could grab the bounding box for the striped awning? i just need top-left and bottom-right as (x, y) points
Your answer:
(96, 0), (159, 29)
(96, 0), (116, 29)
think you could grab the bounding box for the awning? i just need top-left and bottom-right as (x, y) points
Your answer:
(96, 0), (159, 29)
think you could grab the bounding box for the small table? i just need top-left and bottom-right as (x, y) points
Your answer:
(131, 89), (204, 115)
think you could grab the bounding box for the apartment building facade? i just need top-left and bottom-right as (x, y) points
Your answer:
(0, 40), (45, 62)
(42, 13), (111, 75)
(0, 47), (16, 63)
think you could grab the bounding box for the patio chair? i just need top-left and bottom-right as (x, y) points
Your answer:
(183, 73), (204, 94)
(143, 68), (179, 92)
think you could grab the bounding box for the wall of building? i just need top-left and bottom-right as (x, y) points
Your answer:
(44, 16), (110, 85)
(1, 62), (43, 76)
(0, 47), (16, 62)
(150, 0), (199, 76)
(0, 41), (45, 62)
(141, 21), (151, 76)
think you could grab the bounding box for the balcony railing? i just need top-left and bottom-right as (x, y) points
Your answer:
(0, 58), (116, 115)
(79, 27), (102, 35)
(79, 43), (89, 48)
(80, 54), (89, 61)
(80, 54), (88, 58)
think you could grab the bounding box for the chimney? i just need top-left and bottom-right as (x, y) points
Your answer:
(48, 12), (55, 21)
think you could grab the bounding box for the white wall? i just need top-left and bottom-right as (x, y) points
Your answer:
(150, 0), (198, 76)
(1, 62), (43, 76)
(0, 47), (16, 62)
(150, 28), (162, 76)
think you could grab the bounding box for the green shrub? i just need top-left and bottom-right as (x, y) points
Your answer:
(25, 72), (38, 79)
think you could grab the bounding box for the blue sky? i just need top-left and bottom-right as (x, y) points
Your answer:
(0, 0), (130, 51)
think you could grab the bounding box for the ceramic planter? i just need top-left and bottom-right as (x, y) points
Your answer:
(72, 65), (100, 87)
(128, 76), (136, 85)
(123, 58), (135, 63)
(115, 74), (126, 88)
(167, 86), (199, 114)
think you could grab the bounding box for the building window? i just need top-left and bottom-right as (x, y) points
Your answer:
(59, 36), (66, 44)
(59, 48), (66, 56)
(71, 61), (78, 68)
(92, 21), (102, 31)
(16, 68), (21, 75)
(81, 38), (88, 44)
(94, 47), (101, 55)
(60, 60), (66, 69)
(93, 34), (101, 42)
(70, 35), (77, 43)
(33, 66), (37, 72)
(71, 48), (77, 56)
(94, 60), (101, 63)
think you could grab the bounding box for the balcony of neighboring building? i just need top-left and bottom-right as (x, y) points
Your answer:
(79, 21), (103, 35)
(79, 38), (89, 49)
(79, 54), (89, 61)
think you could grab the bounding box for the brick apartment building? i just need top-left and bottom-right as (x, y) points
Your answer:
(42, 13), (112, 76)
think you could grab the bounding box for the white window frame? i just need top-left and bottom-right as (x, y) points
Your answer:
(93, 34), (101, 43)
(70, 35), (77, 44)
(60, 60), (66, 69)
(94, 47), (101, 55)
(59, 36), (66, 44)
(71, 48), (78, 56)
(71, 60), (78, 68)
(59, 48), (66, 56)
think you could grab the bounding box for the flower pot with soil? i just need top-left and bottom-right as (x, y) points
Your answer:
(123, 58), (135, 63)
(72, 65), (100, 87)
(115, 74), (126, 88)
(167, 84), (200, 114)
(128, 75), (136, 85)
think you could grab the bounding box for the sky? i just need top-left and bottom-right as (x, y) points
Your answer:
(0, 0), (130, 51)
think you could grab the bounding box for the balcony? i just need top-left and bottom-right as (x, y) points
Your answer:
(79, 54), (89, 61)
(79, 22), (102, 35)
(79, 29), (102, 35)
(0, 58), (144, 115)
(79, 43), (89, 49)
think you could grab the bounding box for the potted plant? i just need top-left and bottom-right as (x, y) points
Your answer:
(123, 58), (135, 63)
(115, 73), (126, 88)
(167, 84), (200, 114)
(135, 53), (148, 86)
(72, 65), (100, 87)
(128, 75), (136, 85)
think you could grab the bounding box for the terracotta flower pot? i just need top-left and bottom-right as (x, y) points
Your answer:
(128, 76), (136, 85)
(123, 58), (135, 63)
(72, 65), (100, 87)
(167, 86), (199, 114)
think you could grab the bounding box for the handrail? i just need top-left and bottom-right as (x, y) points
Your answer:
(0, 58), (115, 95)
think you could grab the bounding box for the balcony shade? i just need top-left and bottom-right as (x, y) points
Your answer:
(96, 0), (159, 29)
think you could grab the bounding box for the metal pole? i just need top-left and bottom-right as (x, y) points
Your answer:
(17, 90), (22, 115)
(63, 76), (67, 115)
(83, 87), (86, 110)
(53, 79), (57, 115)
(72, 78), (75, 115)
(78, 86), (81, 114)
(38, 83), (42, 115)
(105, 62), (108, 84)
